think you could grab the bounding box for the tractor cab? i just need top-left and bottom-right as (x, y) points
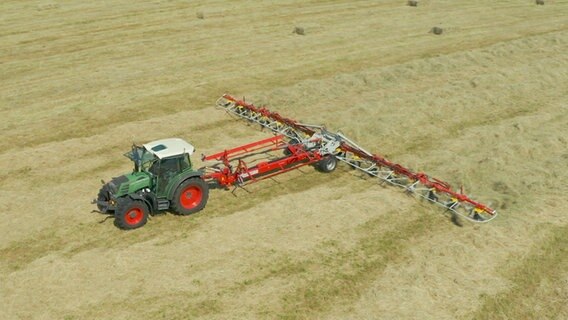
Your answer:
(126, 138), (195, 196)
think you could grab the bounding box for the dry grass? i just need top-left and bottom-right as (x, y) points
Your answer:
(275, 210), (437, 319)
(470, 224), (568, 320)
(1, 0), (567, 319)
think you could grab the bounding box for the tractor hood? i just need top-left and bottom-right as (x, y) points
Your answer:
(110, 172), (152, 197)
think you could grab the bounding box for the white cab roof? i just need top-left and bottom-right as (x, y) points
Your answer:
(143, 138), (195, 159)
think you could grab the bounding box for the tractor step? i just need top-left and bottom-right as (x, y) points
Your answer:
(157, 199), (170, 211)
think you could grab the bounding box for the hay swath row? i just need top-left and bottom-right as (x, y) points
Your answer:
(215, 94), (497, 223)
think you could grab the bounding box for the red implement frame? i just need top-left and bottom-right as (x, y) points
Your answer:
(202, 135), (323, 187)
(218, 94), (496, 220)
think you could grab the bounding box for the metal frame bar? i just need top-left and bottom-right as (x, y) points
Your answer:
(202, 134), (323, 188)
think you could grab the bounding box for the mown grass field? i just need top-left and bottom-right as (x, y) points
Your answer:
(1, 0), (567, 319)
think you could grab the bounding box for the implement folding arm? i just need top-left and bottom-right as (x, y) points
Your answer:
(215, 94), (497, 223)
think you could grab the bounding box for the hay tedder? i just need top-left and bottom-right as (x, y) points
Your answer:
(94, 94), (497, 229)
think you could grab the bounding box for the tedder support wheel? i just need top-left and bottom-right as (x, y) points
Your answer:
(171, 178), (209, 215)
(115, 198), (149, 230)
(317, 155), (337, 173)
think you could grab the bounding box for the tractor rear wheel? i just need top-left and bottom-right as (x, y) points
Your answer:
(171, 178), (209, 215)
(115, 198), (149, 230)
(317, 155), (337, 173)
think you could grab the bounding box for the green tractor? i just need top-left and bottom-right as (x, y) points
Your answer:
(94, 138), (209, 229)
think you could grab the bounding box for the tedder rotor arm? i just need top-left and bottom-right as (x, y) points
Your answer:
(215, 94), (497, 223)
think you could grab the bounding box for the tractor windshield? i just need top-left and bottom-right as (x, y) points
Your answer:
(124, 145), (157, 172)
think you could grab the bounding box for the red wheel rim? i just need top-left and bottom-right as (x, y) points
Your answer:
(125, 208), (143, 225)
(180, 185), (202, 209)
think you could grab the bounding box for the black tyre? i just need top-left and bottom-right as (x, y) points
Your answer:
(96, 184), (112, 213)
(317, 155), (337, 173)
(115, 198), (149, 230)
(171, 178), (209, 215)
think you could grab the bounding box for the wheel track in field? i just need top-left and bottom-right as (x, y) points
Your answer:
(0, 155), (351, 273)
(1, 93), (564, 272)
(0, 172), (423, 319)
(1, 1), (566, 151)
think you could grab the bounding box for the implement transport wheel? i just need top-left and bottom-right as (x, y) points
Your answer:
(115, 198), (149, 230)
(172, 178), (209, 215)
(317, 155), (337, 173)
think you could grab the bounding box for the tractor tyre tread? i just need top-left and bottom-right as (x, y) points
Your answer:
(115, 198), (149, 230)
(171, 178), (209, 216)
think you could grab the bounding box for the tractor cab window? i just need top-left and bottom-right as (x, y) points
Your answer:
(148, 155), (191, 195)
(125, 146), (156, 172)
(181, 154), (191, 171)
(151, 156), (181, 195)
(149, 157), (179, 176)
(161, 158), (179, 174)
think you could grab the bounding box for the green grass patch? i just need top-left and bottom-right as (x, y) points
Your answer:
(105, 204), (438, 320)
(0, 229), (67, 272)
(275, 209), (438, 319)
(468, 223), (568, 320)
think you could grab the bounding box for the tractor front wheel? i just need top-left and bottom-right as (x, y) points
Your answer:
(172, 178), (209, 215)
(96, 184), (113, 213)
(115, 198), (149, 230)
